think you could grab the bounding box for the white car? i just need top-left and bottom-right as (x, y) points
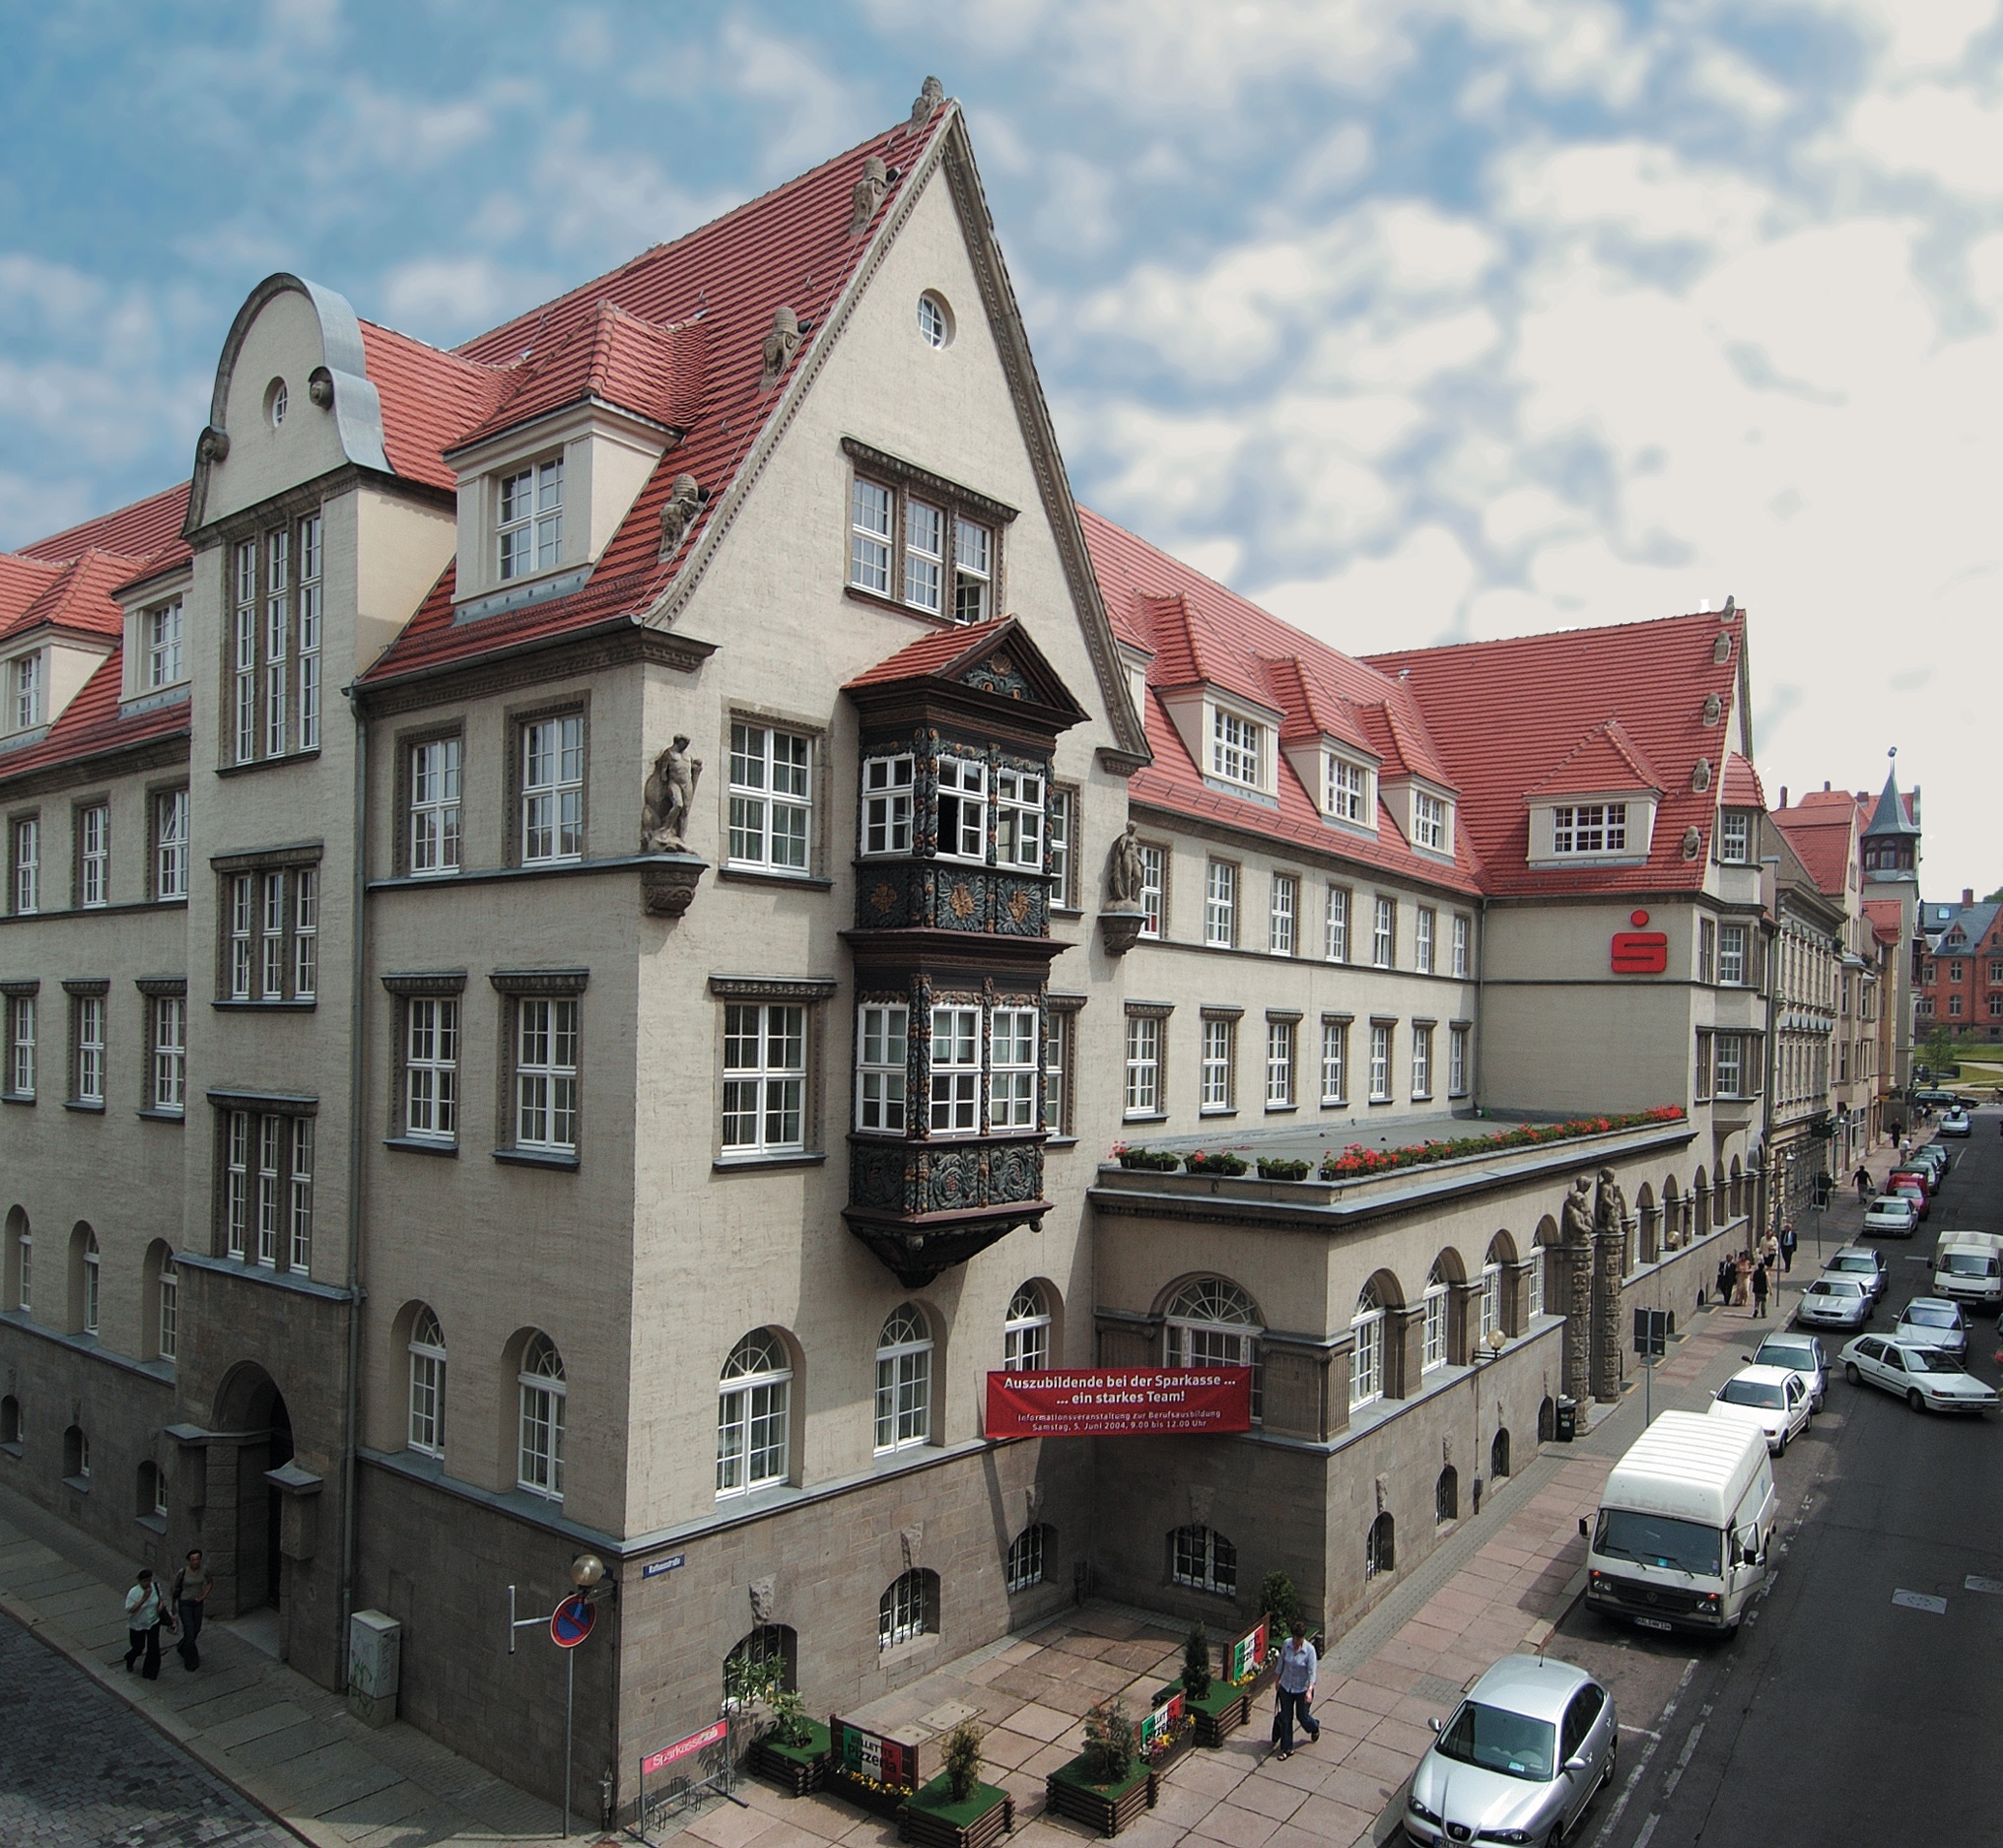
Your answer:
(1796, 1274), (1872, 1331)
(1939, 1110), (1972, 1138)
(1862, 1196), (1919, 1237)
(1839, 1335), (1997, 1413)
(1708, 1365), (1813, 1455)
(1750, 1333), (1829, 1412)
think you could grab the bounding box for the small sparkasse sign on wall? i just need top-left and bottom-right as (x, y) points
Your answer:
(985, 1367), (1253, 1439)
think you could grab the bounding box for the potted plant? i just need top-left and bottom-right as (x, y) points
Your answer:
(899, 1723), (1013, 1848)
(747, 1687), (831, 1796)
(1046, 1699), (1157, 1836)
(1184, 1149), (1248, 1176)
(1176, 1622), (1253, 1745)
(1114, 1143), (1182, 1171)
(1255, 1156), (1311, 1181)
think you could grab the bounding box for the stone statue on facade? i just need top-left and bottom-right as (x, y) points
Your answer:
(642, 735), (703, 853)
(1561, 1174), (1595, 1247)
(849, 156), (889, 238)
(909, 75), (944, 130)
(1106, 821), (1145, 908)
(760, 306), (801, 388)
(1594, 1168), (1628, 1240)
(656, 473), (702, 559)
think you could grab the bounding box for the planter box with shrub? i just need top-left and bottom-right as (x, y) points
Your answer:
(898, 1775), (1014, 1848)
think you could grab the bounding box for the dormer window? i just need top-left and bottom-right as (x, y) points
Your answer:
(11, 653), (41, 731)
(499, 458), (564, 581)
(146, 600), (185, 690)
(1414, 791), (1448, 853)
(1211, 707), (1264, 787)
(1325, 755), (1371, 823)
(1718, 811), (1751, 864)
(1554, 803), (1626, 855)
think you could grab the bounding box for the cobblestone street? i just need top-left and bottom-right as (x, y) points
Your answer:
(0, 1610), (300, 1848)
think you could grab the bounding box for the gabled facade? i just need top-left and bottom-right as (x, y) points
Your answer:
(1918, 889), (2003, 1044)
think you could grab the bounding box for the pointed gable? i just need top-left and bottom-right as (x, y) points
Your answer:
(1526, 718), (1667, 799)
(844, 616), (1087, 732)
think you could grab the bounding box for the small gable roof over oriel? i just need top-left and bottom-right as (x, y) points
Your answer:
(845, 616), (1087, 736)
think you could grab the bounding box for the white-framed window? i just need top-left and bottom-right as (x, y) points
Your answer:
(158, 1258), (176, 1360)
(1004, 1282), (1051, 1371)
(929, 1004), (980, 1133)
(1422, 1264), (1449, 1373)
(1326, 885), (1349, 962)
(409, 738), (462, 875)
(1529, 1248), (1546, 1317)
(717, 1330), (792, 1498)
(1266, 1018), (1295, 1108)
(997, 769), (1044, 870)
(1369, 1023), (1392, 1101)
(874, 1304), (932, 1453)
(728, 723), (811, 872)
(233, 540), (256, 763)
(1451, 914), (1470, 979)
(1326, 754), (1369, 822)
(1205, 859), (1237, 948)
(1714, 1032), (1746, 1100)
(228, 875), (252, 998)
(856, 1003), (908, 1133)
(1269, 874), (1297, 955)
(259, 873), (286, 999)
(147, 599), (184, 689)
(407, 1306), (446, 1457)
(1164, 1277), (1262, 1421)
(850, 479), (893, 594)
(1719, 811), (1751, 864)
(1349, 1281), (1385, 1408)
(990, 1007), (1038, 1131)
(8, 995), (35, 1098)
(12, 652), (42, 730)
(1047, 788), (1073, 907)
(1372, 895), (1395, 968)
(13, 1223), (28, 1314)
(82, 1230), (100, 1335)
(220, 1109), (311, 1272)
(1552, 802), (1626, 855)
(1412, 1024), (1433, 1098)
(73, 995), (104, 1104)
(225, 1113), (249, 1259)
(1449, 1025), (1469, 1097)
(78, 805), (107, 909)
(294, 869), (317, 999)
(904, 499), (945, 614)
(861, 754), (915, 856)
(1415, 907), (1434, 975)
(498, 456), (564, 581)
(1321, 1018), (1347, 1105)
(13, 818), (38, 915)
(953, 514), (993, 625)
(722, 1003), (801, 1155)
(517, 1333), (566, 1500)
(936, 757), (987, 860)
(1172, 1524), (1237, 1596)
(1210, 707), (1263, 787)
(1697, 919), (1715, 985)
(1006, 1524), (1046, 1593)
(1201, 1017), (1234, 1112)
(517, 997), (581, 1153)
(1139, 843), (1164, 938)
(405, 998), (458, 1141)
(152, 996), (186, 1113)
(1045, 1005), (1075, 1137)
(1481, 1264), (1502, 1345)
(879, 1568), (936, 1647)
(155, 790), (188, 900)
(263, 526), (289, 759)
(297, 514), (321, 750)
(851, 476), (996, 624)
(255, 1115), (280, 1265)
(520, 715), (584, 864)
(1414, 790), (1448, 853)
(1124, 1013), (1161, 1116)
(1719, 924), (1747, 987)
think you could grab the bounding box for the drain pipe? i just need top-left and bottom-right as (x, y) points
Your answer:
(337, 682), (370, 1680)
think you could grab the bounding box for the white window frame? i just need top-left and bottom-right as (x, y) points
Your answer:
(225, 1112), (249, 1259)
(233, 541), (256, 763)
(1209, 706), (1264, 788)
(856, 1002), (908, 1133)
(1325, 754), (1369, 823)
(1451, 914), (1470, 979)
(874, 1306), (932, 1453)
(297, 513), (321, 750)
(990, 1007), (1038, 1132)
(935, 757), (987, 862)
(152, 995), (186, 1113)
(1321, 1018), (1347, 1105)
(405, 997), (458, 1142)
(1422, 1271), (1448, 1373)
(929, 1004), (980, 1133)
(1265, 1018), (1295, 1108)
(904, 498), (945, 614)
(78, 804), (107, 909)
(498, 455), (564, 582)
(952, 515), (993, 625)
(228, 874), (253, 999)
(861, 754), (915, 856)
(1045, 1006), (1074, 1137)
(517, 996), (581, 1154)
(1047, 788), (1073, 908)
(1201, 1017), (1234, 1112)
(155, 790), (188, 900)
(1414, 790), (1448, 853)
(1369, 1023), (1393, 1101)
(721, 1002), (802, 1156)
(1326, 885), (1349, 962)
(1350, 1289), (1385, 1409)
(1269, 874), (1297, 955)
(1004, 1283), (1051, 1372)
(1412, 1023), (1433, 1098)
(408, 1307), (446, 1457)
(1714, 1032), (1745, 1100)
(1449, 1025), (1469, 1098)
(8, 995), (35, 1098)
(1481, 1265), (1502, 1344)
(147, 598), (184, 690)
(82, 1232), (99, 1335)
(1139, 843), (1164, 938)
(409, 738), (462, 875)
(1124, 1013), (1161, 1117)
(996, 769), (1043, 871)
(727, 722), (811, 873)
(12, 651), (43, 731)
(158, 1258), (176, 1360)
(850, 478), (893, 595)
(1164, 1278), (1262, 1422)
(1372, 895), (1395, 969)
(1551, 802), (1627, 856)
(263, 526), (289, 760)
(717, 1331), (792, 1499)
(1719, 924), (1747, 988)
(259, 872), (286, 999)
(1415, 906), (1434, 975)
(1205, 860), (1237, 948)
(13, 818), (38, 915)
(517, 1335), (567, 1500)
(74, 994), (104, 1105)
(294, 868), (317, 1000)
(1719, 811), (1751, 864)
(520, 715), (585, 865)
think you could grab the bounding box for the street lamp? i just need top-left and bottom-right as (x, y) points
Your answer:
(1471, 1327), (1505, 1513)
(571, 1552), (606, 1590)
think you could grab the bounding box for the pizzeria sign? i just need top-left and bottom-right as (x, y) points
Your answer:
(985, 1367), (1253, 1439)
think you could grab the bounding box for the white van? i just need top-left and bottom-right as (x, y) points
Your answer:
(1582, 1411), (1776, 1636)
(1932, 1232), (2003, 1307)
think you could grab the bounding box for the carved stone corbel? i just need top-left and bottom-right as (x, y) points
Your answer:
(1099, 912), (1145, 956)
(640, 856), (706, 918)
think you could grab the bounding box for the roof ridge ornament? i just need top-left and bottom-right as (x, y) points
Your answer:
(759, 305), (802, 389)
(849, 156), (889, 239)
(908, 75), (944, 131)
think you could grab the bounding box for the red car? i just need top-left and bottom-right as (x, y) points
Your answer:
(1887, 1174), (1931, 1220)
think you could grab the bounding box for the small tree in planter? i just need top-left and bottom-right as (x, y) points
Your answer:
(1082, 1699), (1138, 1783)
(1260, 1571), (1305, 1642)
(768, 1687), (812, 1748)
(1181, 1622), (1210, 1700)
(945, 1722), (983, 1804)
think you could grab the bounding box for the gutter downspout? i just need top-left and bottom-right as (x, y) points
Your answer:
(1471, 896), (1488, 1117)
(337, 682), (369, 1681)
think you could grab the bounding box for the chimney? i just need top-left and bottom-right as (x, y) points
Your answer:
(1911, 785), (1921, 825)
(1778, 786), (1788, 809)
(1965, 888), (1974, 908)
(1823, 781), (1830, 791)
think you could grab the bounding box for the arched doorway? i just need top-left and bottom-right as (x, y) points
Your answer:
(214, 1364), (294, 1612)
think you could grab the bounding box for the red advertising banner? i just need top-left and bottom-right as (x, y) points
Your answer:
(985, 1368), (1253, 1438)
(642, 1719), (727, 1777)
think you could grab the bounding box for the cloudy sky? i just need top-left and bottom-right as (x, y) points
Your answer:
(4, 0), (1997, 896)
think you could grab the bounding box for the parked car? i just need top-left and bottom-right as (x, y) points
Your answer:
(1405, 1655), (1619, 1848)
(1839, 1336), (1999, 1414)
(1750, 1333), (1829, 1411)
(1863, 1196), (1920, 1238)
(1826, 1247), (1890, 1302)
(1895, 1297), (1969, 1363)
(1797, 1274), (1873, 1330)
(1940, 1110), (1972, 1138)
(1908, 1144), (1951, 1179)
(1886, 1176), (1931, 1221)
(1709, 1366), (1814, 1455)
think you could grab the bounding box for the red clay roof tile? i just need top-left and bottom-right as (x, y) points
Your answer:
(1721, 751), (1764, 808)
(18, 483), (191, 569)
(1770, 799), (1856, 898)
(1524, 718), (1668, 798)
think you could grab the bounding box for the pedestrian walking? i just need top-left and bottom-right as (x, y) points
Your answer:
(1270, 1619), (1321, 1759)
(1854, 1165), (1871, 1203)
(1752, 1260), (1769, 1319)
(172, 1548), (210, 1671)
(1778, 1223), (1797, 1274)
(1714, 1257), (1734, 1306)
(123, 1567), (167, 1678)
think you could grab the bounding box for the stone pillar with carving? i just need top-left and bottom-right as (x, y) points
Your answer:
(1591, 1223), (1624, 1402)
(1561, 1187), (1593, 1408)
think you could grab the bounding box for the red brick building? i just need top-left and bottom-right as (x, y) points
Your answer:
(1919, 891), (2003, 1044)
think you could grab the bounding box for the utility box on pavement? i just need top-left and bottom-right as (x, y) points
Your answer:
(348, 1608), (401, 1728)
(1554, 1395), (1578, 1443)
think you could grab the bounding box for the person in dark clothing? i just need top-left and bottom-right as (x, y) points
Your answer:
(123, 1568), (166, 1678)
(1855, 1165), (1872, 1202)
(1716, 1257), (1734, 1305)
(173, 1548), (210, 1671)
(1752, 1261), (1769, 1318)
(1778, 1224), (1797, 1273)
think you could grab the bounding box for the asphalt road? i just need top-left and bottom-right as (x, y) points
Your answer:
(1567, 1108), (2003, 1848)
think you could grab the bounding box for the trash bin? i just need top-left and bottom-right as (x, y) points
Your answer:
(1554, 1396), (1578, 1443)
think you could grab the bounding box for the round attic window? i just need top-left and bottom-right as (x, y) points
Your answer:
(266, 378), (289, 428)
(917, 293), (953, 350)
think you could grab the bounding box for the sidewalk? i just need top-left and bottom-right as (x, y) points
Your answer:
(0, 1226), (1850, 1848)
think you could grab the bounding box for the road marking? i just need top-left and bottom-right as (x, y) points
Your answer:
(1618, 1725), (1661, 1740)
(1632, 1814), (1662, 1848)
(1967, 1576), (2003, 1595)
(1657, 1708), (1708, 1805)
(1893, 1589), (1948, 1613)
(1587, 1661), (1694, 1847)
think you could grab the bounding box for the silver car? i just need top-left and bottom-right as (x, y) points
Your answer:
(1895, 1296), (1968, 1363)
(1825, 1247), (1890, 1302)
(1405, 1655), (1617, 1848)
(1796, 1274), (1872, 1330)
(1840, 1335), (1998, 1413)
(1862, 1195), (1919, 1238)
(1750, 1332), (1829, 1410)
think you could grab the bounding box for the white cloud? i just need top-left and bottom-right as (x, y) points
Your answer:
(378, 256), (556, 333)
(1850, 82), (2003, 196)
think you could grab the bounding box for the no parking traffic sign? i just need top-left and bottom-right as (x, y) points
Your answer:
(551, 1593), (596, 1648)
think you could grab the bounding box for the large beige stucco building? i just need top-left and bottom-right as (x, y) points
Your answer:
(0, 91), (1774, 1821)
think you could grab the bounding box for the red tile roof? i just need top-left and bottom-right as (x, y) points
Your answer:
(1367, 611), (1745, 896)
(1770, 800), (1855, 898)
(1078, 507), (1483, 893)
(1523, 718), (1666, 798)
(18, 483), (191, 569)
(1864, 898), (1905, 946)
(364, 103), (954, 686)
(1720, 751), (1764, 808)
(844, 619), (1012, 688)
(0, 649), (188, 782)
(357, 322), (505, 492)
(0, 555), (64, 630)
(0, 552), (135, 644)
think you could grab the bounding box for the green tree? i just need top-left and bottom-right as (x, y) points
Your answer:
(1260, 1571), (1305, 1640)
(944, 1721), (983, 1803)
(1181, 1621), (1210, 1699)
(1082, 1699), (1137, 1783)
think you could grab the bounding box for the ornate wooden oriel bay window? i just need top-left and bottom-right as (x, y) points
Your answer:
(841, 618), (1085, 1286)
